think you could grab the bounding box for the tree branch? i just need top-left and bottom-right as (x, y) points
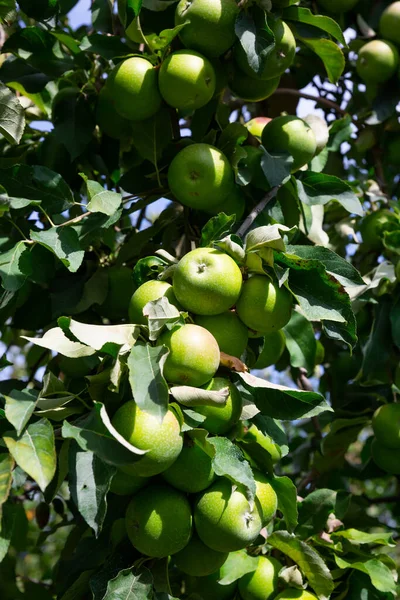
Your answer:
(273, 88), (348, 117)
(236, 185), (280, 238)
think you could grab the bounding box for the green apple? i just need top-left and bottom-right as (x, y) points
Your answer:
(19, 0), (58, 20)
(387, 136), (400, 165)
(275, 590), (318, 600)
(100, 266), (135, 321)
(238, 555), (282, 600)
(96, 85), (132, 140)
(109, 57), (162, 121)
(254, 330), (286, 369)
(235, 20), (296, 80)
(254, 470), (278, 525)
(372, 404), (400, 449)
(236, 275), (293, 334)
(173, 247), (243, 315)
(356, 40), (399, 84)
(380, 2), (400, 45)
(245, 117), (272, 139)
(194, 477), (263, 552)
(109, 469), (149, 496)
(229, 68), (281, 102)
(111, 402), (183, 476)
(168, 143), (235, 210)
(194, 311), (249, 358)
(175, 0), (239, 57)
(303, 114), (329, 154)
(315, 339), (325, 366)
(162, 437), (216, 492)
(174, 533), (228, 576)
(261, 115), (317, 172)
(128, 280), (179, 325)
(240, 422), (282, 465)
(185, 569), (237, 600)
(125, 483), (192, 557)
(317, 0), (359, 13)
(206, 185), (246, 221)
(195, 377), (243, 434)
(158, 323), (220, 387)
(371, 439), (400, 474)
(359, 209), (398, 250)
(159, 50), (216, 111)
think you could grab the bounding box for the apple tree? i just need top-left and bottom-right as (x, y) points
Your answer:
(0, 0), (399, 598)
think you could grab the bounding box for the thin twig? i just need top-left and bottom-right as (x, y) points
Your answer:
(236, 186), (280, 238)
(59, 211), (92, 227)
(273, 88), (347, 116)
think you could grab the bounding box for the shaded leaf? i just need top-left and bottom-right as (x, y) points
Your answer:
(4, 388), (38, 435)
(284, 310), (317, 375)
(332, 529), (396, 547)
(143, 297), (182, 341)
(296, 173), (363, 217)
(200, 213), (236, 247)
(218, 550), (258, 585)
(209, 436), (256, 500)
(30, 227), (84, 273)
(0, 241), (32, 291)
(0, 454), (14, 507)
(103, 567), (153, 600)
(270, 476), (298, 533)
(0, 82), (25, 144)
(283, 6), (347, 46)
(334, 555), (396, 594)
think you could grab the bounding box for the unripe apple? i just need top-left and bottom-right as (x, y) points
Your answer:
(245, 117), (272, 139)
(196, 377), (243, 434)
(372, 403), (400, 449)
(380, 2), (400, 45)
(109, 57), (162, 121)
(356, 40), (399, 84)
(159, 50), (216, 111)
(254, 330), (286, 369)
(371, 439), (400, 474)
(261, 115), (317, 172)
(174, 533), (228, 576)
(162, 437), (216, 492)
(128, 280), (179, 325)
(229, 68), (280, 102)
(359, 209), (398, 250)
(238, 555), (282, 600)
(96, 85), (132, 140)
(303, 114), (329, 154)
(195, 310), (249, 358)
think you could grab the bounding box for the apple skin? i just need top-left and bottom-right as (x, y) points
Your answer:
(236, 275), (293, 334)
(235, 20), (296, 80)
(128, 280), (179, 325)
(125, 483), (192, 557)
(173, 247), (243, 316)
(195, 377), (243, 434)
(254, 469), (278, 525)
(109, 57), (162, 121)
(194, 477), (263, 552)
(174, 533), (228, 576)
(380, 2), (400, 45)
(175, 0), (239, 58)
(185, 569), (237, 600)
(238, 555), (281, 600)
(229, 68), (280, 102)
(245, 117), (272, 139)
(158, 323), (220, 387)
(96, 85), (132, 140)
(317, 0), (359, 13)
(261, 115), (317, 172)
(206, 185), (246, 221)
(303, 114), (329, 154)
(109, 469), (149, 496)
(356, 40), (399, 85)
(194, 311), (249, 358)
(254, 330), (286, 369)
(162, 437), (216, 493)
(372, 404), (400, 449)
(168, 143), (235, 210)
(159, 50), (216, 111)
(371, 439), (400, 475)
(275, 590), (318, 600)
(111, 402), (183, 476)
(359, 209), (398, 250)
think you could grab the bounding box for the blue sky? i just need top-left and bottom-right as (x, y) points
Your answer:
(69, 0), (91, 27)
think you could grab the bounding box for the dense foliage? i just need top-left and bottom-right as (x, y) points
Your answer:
(0, 0), (399, 598)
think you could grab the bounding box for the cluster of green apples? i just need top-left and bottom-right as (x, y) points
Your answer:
(356, 3), (400, 92)
(97, 0), (300, 139)
(371, 401), (400, 475)
(105, 246), (307, 599)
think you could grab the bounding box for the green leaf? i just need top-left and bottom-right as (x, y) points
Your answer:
(260, 147), (293, 187)
(334, 555), (396, 594)
(0, 454), (14, 507)
(236, 372), (332, 420)
(284, 310), (317, 375)
(235, 8), (275, 78)
(297, 489), (337, 536)
(3, 418), (56, 492)
(69, 443), (115, 537)
(245, 224), (289, 253)
(332, 529), (396, 547)
(91, 0), (113, 32)
(169, 385), (229, 407)
(270, 476), (298, 533)
(80, 175), (122, 216)
(80, 34), (132, 59)
(215, 234), (246, 264)
(286, 245), (365, 287)
(0, 241), (32, 291)
(61, 402), (146, 467)
(4, 388), (38, 435)
(321, 417), (368, 466)
(0, 83), (25, 144)
(30, 227), (84, 273)
(53, 94), (95, 160)
(103, 567), (153, 600)
(22, 327), (96, 358)
(361, 298), (392, 385)
(208, 436), (256, 501)
(147, 24), (187, 53)
(0, 503), (16, 563)
(58, 317), (140, 355)
(218, 550), (259, 585)
(200, 213), (236, 247)
(127, 343), (170, 422)
(283, 7), (347, 46)
(300, 37), (345, 83)
(130, 107), (171, 164)
(296, 173), (363, 216)
(0, 0), (15, 21)
(269, 531), (334, 599)
(143, 297), (182, 341)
